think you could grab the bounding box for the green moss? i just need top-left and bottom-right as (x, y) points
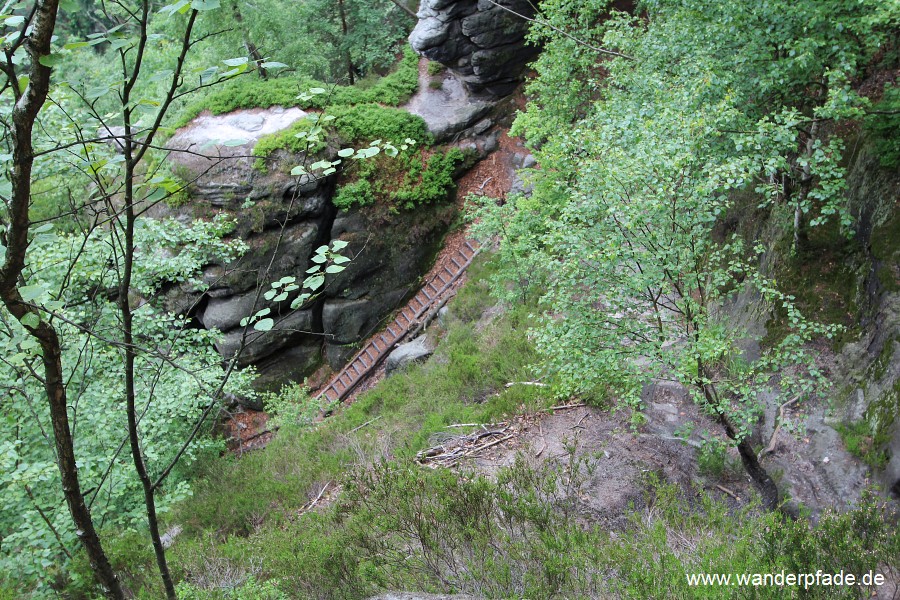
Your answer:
(250, 117), (328, 171)
(427, 60), (445, 76)
(868, 339), (896, 382)
(250, 87), (429, 171)
(863, 380), (900, 453)
(175, 48), (420, 128)
(327, 103), (430, 145)
(332, 178), (375, 209)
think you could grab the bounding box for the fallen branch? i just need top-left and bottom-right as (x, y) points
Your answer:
(349, 415), (382, 433)
(416, 426), (515, 466)
(716, 484), (741, 501)
(464, 433), (515, 456)
(760, 395), (800, 460)
(299, 481), (332, 516)
(236, 426), (280, 450)
(505, 381), (548, 388)
(534, 422), (547, 458)
(574, 411), (590, 428)
(539, 403), (586, 412)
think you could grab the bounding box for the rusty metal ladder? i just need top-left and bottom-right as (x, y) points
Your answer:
(316, 238), (481, 403)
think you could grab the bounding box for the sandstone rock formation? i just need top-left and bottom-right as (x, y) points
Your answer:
(409, 0), (540, 97)
(161, 107), (454, 400)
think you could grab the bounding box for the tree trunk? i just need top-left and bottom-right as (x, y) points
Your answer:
(0, 0), (124, 597)
(338, 0), (355, 84)
(230, 0), (268, 79)
(698, 362), (780, 512)
(735, 437), (780, 510)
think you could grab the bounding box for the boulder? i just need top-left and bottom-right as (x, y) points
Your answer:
(409, 0), (540, 97)
(323, 342), (358, 370)
(203, 221), (322, 298)
(403, 63), (494, 143)
(322, 289), (408, 345)
(166, 106), (314, 206)
(386, 335), (434, 375)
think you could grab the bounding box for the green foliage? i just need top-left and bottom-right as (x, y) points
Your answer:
(250, 117), (323, 166)
(696, 436), (729, 478)
(262, 383), (335, 431)
(0, 217), (254, 595)
(483, 0), (889, 449)
(324, 46), (420, 107)
(426, 60), (445, 76)
(181, 462), (898, 599)
(247, 54), (426, 169)
(331, 178), (376, 209)
(866, 84), (900, 168)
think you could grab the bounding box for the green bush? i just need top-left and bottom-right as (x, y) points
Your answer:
(391, 147), (464, 209)
(332, 147), (464, 211)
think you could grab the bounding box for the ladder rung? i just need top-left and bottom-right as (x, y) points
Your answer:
(450, 257), (462, 269)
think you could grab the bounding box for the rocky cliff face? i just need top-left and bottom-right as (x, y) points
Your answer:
(409, 0), (540, 97)
(160, 108), (454, 403)
(832, 141), (900, 499)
